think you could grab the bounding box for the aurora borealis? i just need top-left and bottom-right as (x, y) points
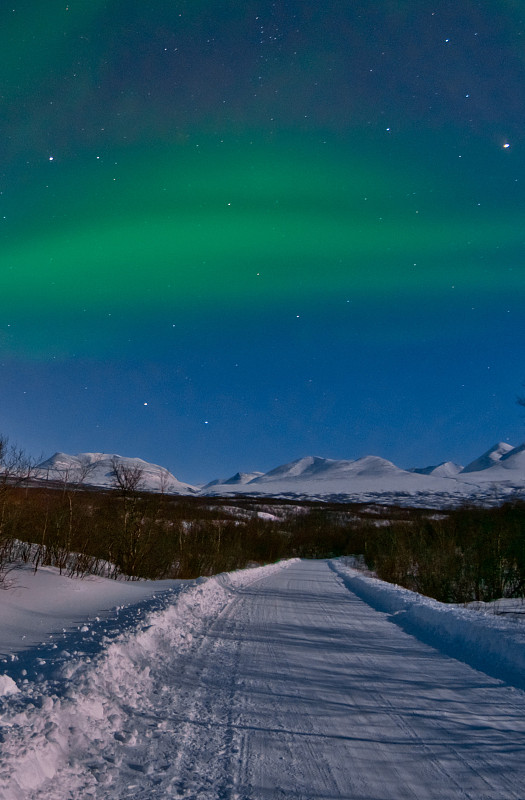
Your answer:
(2, 1), (525, 482)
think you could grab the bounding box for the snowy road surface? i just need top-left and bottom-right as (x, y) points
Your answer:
(1, 559), (525, 799)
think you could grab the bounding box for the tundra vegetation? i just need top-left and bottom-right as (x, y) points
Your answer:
(0, 437), (524, 603)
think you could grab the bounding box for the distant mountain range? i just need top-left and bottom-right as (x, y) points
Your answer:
(36, 442), (525, 507)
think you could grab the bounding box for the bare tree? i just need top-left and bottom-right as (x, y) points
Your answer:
(0, 435), (38, 534)
(46, 459), (100, 574)
(0, 435), (37, 488)
(158, 467), (172, 495)
(111, 458), (147, 577)
(111, 458), (145, 496)
(0, 435), (39, 582)
(73, 457), (99, 487)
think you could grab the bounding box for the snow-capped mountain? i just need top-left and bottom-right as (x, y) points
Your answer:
(202, 444), (525, 506)
(34, 442), (525, 507)
(460, 442), (515, 473)
(459, 443), (525, 482)
(250, 455), (403, 484)
(202, 471), (264, 490)
(410, 462), (464, 478)
(204, 454), (440, 500)
(37, 452), (198, 495)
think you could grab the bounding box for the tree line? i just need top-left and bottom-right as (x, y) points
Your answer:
(360, 504), (525, 602)
(0, 435), (524, 603)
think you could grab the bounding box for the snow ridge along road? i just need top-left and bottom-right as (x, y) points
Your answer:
(1, 559), (525, 799)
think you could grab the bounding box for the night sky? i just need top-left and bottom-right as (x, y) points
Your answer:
(1, 1), (525, 483)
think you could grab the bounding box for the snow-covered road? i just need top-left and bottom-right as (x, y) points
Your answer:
(1, 559), (525, 799)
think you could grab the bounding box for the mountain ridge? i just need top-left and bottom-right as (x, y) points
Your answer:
(34, 442), (525, 507)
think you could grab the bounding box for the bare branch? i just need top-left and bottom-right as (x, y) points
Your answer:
(111, 458), (145, 495)
(0, 435), (38, 489)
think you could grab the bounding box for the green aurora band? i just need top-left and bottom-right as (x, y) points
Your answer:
(3, 140), (524, 323)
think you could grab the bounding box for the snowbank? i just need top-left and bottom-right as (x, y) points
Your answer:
(0, 564), (182, 659)
(330, 559), (525, 690)
(0, 559), (297, 800)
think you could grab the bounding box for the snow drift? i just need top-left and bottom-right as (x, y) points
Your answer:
(0, 560), (297, 800)
(330, 560), (525, 690)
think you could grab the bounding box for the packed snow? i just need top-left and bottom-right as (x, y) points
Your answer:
(0, 559), (524, 798)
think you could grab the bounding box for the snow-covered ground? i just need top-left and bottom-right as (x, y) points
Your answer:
(0, 565), (181, 659)
(1, 560), (524, 799)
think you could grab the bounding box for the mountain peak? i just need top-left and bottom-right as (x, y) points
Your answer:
(461, 442), (515, 474)
(411, 461), (463, 477)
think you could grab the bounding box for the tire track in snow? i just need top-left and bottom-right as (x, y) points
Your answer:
(0, 561), (296, 800)
(216, 561), (525, 799)
(1, 558), (525, 799)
